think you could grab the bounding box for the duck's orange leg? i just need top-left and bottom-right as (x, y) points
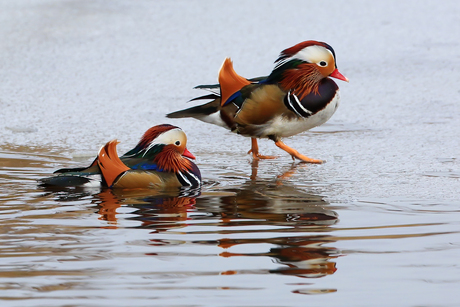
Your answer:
(274, 140), (323, 164)
(247, 138), (277, 160)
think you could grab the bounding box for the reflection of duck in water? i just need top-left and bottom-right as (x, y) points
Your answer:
(195, 177), (340, 279)
(95, 188), (198, 232)
(219, 236), (338, 278)
(96, 176), (339, 279)
(269, 236), (338, 278)
(199, 178), (338, 226)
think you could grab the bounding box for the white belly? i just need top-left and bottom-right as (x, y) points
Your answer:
(261, 91), (340, 138)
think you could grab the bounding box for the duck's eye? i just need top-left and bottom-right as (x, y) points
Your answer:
(175, 141), (181, 146)
(318, 61), (327, 67)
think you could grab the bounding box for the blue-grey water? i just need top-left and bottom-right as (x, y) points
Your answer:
(1, 1), (460, 306)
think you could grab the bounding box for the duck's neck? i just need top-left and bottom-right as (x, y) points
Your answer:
(279, 64), (323, 99)
(154, 147), (192, 173)
(267, 62), (322, 100)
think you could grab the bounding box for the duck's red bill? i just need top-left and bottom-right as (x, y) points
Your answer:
(182, 148), (196, 160)
(330, 68), (349, 82)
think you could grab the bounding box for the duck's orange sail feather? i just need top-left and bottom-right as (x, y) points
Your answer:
(97, 140), (130, 187)
(218, 58), (251, 107)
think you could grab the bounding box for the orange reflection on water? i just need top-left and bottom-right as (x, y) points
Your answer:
(95, 189), (197, 231)
(195, 171), (340, 279)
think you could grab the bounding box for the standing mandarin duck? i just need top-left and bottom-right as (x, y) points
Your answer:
(40, 124), (201, 189)
(167, 40), (348, 163)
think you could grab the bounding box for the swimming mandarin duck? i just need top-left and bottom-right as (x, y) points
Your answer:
(167, 40), (348, 163)
(40, 124), (201, 189)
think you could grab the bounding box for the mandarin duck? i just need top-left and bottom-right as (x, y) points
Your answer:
(167, 40), (348, 163)
(40, 124), (201, 189)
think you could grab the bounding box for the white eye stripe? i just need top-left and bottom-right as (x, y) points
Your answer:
(324, 48), (334, 57)
(293, 45), (334, 64)
(274, 45), (334, 70)
(144, 128), (185, 153)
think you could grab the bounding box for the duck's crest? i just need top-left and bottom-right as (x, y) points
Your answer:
(137, 124), (179, 149)
(275, 40), (335, 65)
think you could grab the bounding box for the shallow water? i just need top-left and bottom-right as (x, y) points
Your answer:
(1, 136), (459, 306)
(1, 1), (460, 306)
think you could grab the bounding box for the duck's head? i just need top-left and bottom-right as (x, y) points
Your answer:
(123, 124), (195, 162)
(269, 40), (348, 98)
(137, 124), (195, 160)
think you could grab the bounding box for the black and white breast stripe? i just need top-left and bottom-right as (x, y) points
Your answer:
(283, 90), (313, 118)
(176, 170), (201, 187)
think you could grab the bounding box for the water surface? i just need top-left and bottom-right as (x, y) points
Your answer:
(1, 139), (459, 306)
